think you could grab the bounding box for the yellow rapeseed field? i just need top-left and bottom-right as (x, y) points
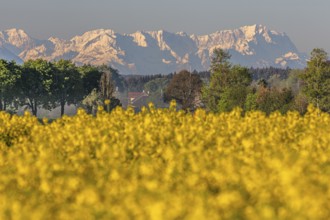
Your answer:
(1, 103), (330, 220)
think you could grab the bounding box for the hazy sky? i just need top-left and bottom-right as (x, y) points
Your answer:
(0, 0), (329, 53)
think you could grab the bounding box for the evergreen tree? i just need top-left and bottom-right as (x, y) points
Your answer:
(203, 49), (252, 112)
(300, 48), (330, 112)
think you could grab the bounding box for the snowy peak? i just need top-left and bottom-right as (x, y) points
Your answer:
(197, 24), (285, 52)
(0, 28), (35, 50)
(240, 24), (284, 39)
(240, 24), (275, 43)
(130, 31), (149, 47)
(0, 25), (307, 74)
(6, 28), (30, 39)
(0, 29), (36, 63)
(71, 29), (117, 47)
(74, 29), (116, 40)
(240, 24), (258, 41)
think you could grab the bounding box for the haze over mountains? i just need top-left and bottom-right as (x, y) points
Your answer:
(0, 24), (307, 75)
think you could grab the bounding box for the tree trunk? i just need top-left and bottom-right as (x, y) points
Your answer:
(32, 100), (38, 116)
(0, 98), (3, 111)
(60, 100), (65, 117)
(32, 107), (37, 116)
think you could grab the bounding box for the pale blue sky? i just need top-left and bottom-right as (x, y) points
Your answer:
(0, 0), (329, 53)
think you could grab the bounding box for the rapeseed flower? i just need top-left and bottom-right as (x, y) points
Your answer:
(0, 105), (330, 219)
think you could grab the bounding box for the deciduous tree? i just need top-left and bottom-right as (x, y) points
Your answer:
(165, 70), (203, 111)
(18, 59), (54, 116)
(53, 59), (83, 116)
(0, 60), (21, 112)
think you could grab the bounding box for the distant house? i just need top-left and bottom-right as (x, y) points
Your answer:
(127, 91), (149, 110)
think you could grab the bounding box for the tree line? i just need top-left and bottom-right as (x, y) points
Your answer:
(1, 48), (329, 116)
(164, 48), (330, 114)
(0, 59), (120, 116)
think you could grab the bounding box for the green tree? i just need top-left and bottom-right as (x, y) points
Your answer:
(78, 64), (103, 98)
(203, 49), (231, 111)
(53, 60), (83, 116)
(80, 66), (121, 114)
(245, 92), (258, 112)
(18, 59), (55, 116)
(300, 48), (330, 112)
(292, 92), (308, 115)
(165, 70), (203, 111)
(99, 70), (122, 112)
(285, 69), (304, 95)
(98, 65), (126, 93)
(255, 84), (294, 115)
(99, 71), (115, 100)
(0, 60), (21, 112)
(203, 49), (252, 112)
(81, 89), (101, 115)
(217, 86), (248, 112)
(210, 48), (232, 74)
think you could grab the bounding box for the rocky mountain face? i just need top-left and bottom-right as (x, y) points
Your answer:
(0, 25), (307, 74)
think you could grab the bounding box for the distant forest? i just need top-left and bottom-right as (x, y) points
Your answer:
(123, 66), (291, 92)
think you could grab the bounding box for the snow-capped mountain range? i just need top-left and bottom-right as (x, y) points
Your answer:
(0, 25), (307, 75)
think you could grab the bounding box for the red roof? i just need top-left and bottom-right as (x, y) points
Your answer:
(128, 92), (148, 99)
(128, 92), (149, 105)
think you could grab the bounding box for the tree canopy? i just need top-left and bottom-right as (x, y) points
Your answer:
(165, 70), (203, 111)
(203, 48), (252, 112)
(0, 60), (21, 111)
(300, 48), (330, 112)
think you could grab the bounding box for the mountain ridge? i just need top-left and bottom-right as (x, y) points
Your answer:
(0, 25), (307, 74)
